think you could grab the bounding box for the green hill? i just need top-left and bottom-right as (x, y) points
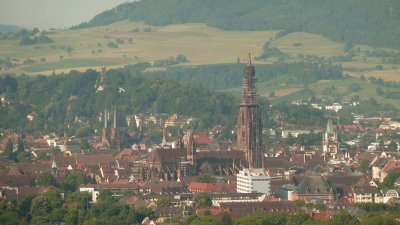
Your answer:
(76, 0), (400, 49)
(0, 24), (23, 33)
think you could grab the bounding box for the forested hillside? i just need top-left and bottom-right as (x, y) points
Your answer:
(143, 62), (343, 90)
(0, 64), (237, 133)
(76, 0), (400, 49)
(0, 24), (23, 33)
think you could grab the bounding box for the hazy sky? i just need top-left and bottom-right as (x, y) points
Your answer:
(0, 0), (135, 29)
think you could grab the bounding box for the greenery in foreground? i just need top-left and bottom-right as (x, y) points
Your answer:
(77, 0), (400, 50)
(1, 190), (399, 225)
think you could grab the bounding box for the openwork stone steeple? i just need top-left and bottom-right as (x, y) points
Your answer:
(237, 53), (263, 168)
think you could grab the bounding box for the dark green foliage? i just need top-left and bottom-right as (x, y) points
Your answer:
(153, 55), (189, 67)
(76, 0), (400, 49)
(107, 42), (118, 48)
(19, 34), (53, 45)
(35, 173), (56, 187)
(0, 66), (239, 134)
(273, 103), (325, 127)
(260, 47), (289, 59)
(188, 216), (222, 225)
(61, 172), (92, 193)
(354, 203), (398, 212)
(0, 75), (18, 93)
(19, 36), (35, 45)
(380, 169), (400, 189)
(293, 132), (323, 147)
(359, 159), (370, 173)
(156, 196), (173, 207)
(145, 62), (343, 90)
(195, 174), (217, 183)
(193, 193), (212, 208)
(348, 83), (361, 92)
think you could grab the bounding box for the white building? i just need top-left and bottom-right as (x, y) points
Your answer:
(236, 168), (270, 195)
(79, 186), (99, 203)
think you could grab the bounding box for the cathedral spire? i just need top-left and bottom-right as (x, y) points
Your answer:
(237, 53), (263, 168)
(241, 52), (258, 105)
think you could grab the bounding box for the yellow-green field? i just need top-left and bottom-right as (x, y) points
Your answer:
(0, 21), (276, 75)
(0, 20), (399, 83)
(271, 32), (345, 57)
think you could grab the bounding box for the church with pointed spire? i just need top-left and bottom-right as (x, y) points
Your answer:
(322, 119), (339, 158)
(236, 53), (264, 168)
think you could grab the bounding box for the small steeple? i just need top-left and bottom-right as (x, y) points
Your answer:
(326, 119), (333, 134)
(51, 159), (57, 169)
(247, 52), (252, 66)
(162, 127), (167, 145)
(104, 109), (108, 129)
(113, 107), (117, 129)
(51, 158), (58, 177)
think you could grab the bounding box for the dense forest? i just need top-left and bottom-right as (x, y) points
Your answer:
(143, 62), (343, 90)
(75, 0), (400, 49)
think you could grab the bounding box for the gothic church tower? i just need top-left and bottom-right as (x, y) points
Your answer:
(237, 54), (263, 168)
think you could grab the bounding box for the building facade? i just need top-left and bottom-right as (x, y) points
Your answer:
(236, 168), (270, 194)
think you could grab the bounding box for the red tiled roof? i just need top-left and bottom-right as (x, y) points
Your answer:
(188, 182), (235, 193)
(313, 210), (333, 220)
(383, 160), (400, 173)
(194, 136), (212, 145)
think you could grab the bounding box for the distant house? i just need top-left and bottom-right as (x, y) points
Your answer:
(218, 201), (298, 218)
(352, 186), (382, 203)
(188, 181), (235, 193)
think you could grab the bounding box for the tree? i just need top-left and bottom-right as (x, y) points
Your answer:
(193, 193), (212, 208)
(30, 196), (51, 217)
(268, 91), (275, 98)
(380, 170), (400, 189)
(188, 216), (221, 225)
(219, 212), (232, 225)
(360, 159), (370, 173)
(61, 172), (87, 193)
(344, 42), (353, 52)
(65, 47), (74, 56)
(156, 196), (173, 208)
(195, 174), (217, 183)
(388, 141), (398, 151)
(326, 211), (360, 225)
(17, 137), (24, 152)
(64, 209), (79, 225)
(35, 173), (56, 187)
(40, 57), (46, 63)
(348, 83), (361, 92)
(19, 36), (35, 45)
(4, 139), (13, 159)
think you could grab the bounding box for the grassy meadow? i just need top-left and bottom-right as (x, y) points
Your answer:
(0, 21), (276, 75)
